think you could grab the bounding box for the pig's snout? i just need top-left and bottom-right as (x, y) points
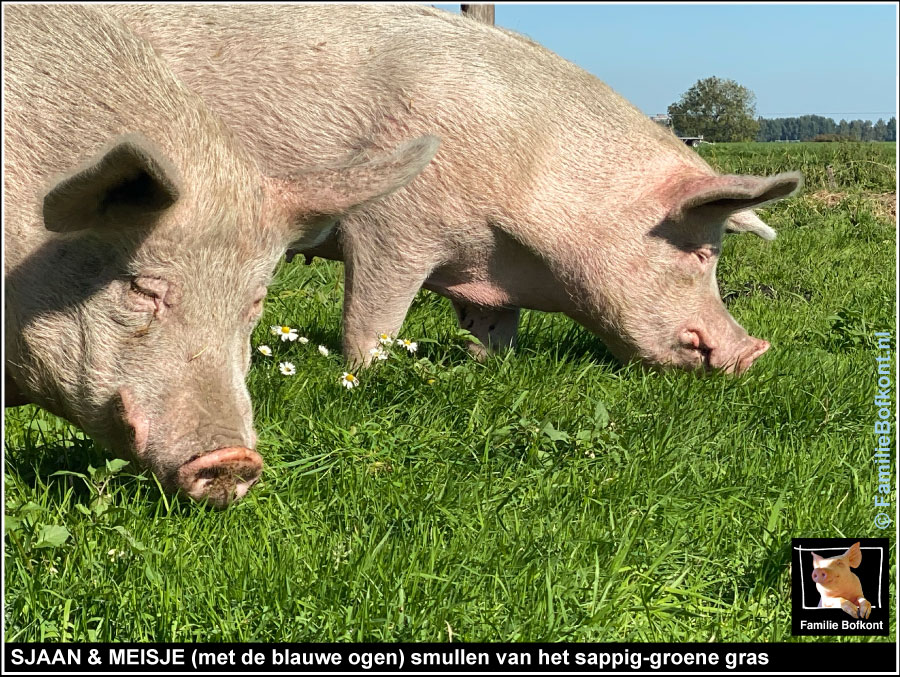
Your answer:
(118, 387), (261, 507)
(812, 568), (828, 585)
(729, 337), (770, 375)
(678, 328), (770, 375)
(176, 447), (263, 508)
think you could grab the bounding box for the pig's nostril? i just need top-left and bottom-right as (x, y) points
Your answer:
(176, 447), (262, 508)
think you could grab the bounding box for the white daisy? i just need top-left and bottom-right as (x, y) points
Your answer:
(298, 336), (309, 345)
(397, 338), (418, 353)
(340, 372), (359, 389)
(369, 346), (389, 361)
(272, 325), (299, 342)
(279, 361), (296, 376)
(378, 333), (394, 346)
(257, 345), (273, 357)
(318, 345), (330, 357)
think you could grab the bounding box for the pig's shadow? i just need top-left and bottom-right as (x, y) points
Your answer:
(6, 229), (149, 347)
(735, 541), (793, 595)
(4, 419), (207, 512)
(5, 424), (115, 504)
(294, 325), (343, 352)
(517, 320), (623, 369)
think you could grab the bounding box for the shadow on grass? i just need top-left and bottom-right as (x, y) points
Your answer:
(293, 325), (343, 353)
(736, 541), (793, 596)
(3, 409), (174, 511)
(517, 319), (623, 370)
(6, 437), (107, 504)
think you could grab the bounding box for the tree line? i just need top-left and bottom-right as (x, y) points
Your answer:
(756, 115), (896, 142)
(667, 77), (896, 143)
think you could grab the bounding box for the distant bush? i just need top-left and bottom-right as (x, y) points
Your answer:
(812, 134), (853, 142)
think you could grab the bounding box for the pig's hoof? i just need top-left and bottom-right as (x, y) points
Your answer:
(466, 340), (490, 361)
(840, 600), (859, 618)
(858, 598), (872, 619)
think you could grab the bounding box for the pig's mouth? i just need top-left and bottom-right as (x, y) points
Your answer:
(176, 446), (263, 509)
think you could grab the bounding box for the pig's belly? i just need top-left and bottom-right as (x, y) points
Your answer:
(424, 259), (564, 313)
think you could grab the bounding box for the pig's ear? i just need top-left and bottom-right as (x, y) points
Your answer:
(811, 552), (823, 566)
(844, 542), (862, 568)
(269, 135), (440, 248)
(43, 137), (181, 233)
(668, 172), (803, 223)
(725, 210), (777, 241)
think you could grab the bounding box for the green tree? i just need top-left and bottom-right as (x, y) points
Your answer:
(668, 76), (760, 142)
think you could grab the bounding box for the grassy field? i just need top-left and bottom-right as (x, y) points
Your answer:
(4, 142), (896, 642)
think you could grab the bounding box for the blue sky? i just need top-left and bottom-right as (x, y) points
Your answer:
(438, 3), (897, 121)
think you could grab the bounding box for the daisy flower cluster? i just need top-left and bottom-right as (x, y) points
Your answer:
(257, 325), (422, 391)
(376, 333), (418, 355)
(255, 323), (331, 381)
(363, 333), (419, 369)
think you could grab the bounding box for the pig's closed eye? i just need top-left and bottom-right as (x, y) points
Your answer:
(677, 247), (715, 276)
(131, 279), (160, 299)
(127, 276), (169, 313)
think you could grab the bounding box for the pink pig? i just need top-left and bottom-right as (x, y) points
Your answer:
(811, 542), (871, 619)
(108, 4), (801, 373)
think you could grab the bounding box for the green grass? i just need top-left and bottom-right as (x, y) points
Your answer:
(5, 142), (896, 642)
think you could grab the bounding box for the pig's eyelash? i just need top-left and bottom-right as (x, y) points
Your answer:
(130, 286), (156, 300)
(129, 279), (160, 299)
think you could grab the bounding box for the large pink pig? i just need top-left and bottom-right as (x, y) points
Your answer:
(111, 4), (801, 372)
(4, 5), (437, 506)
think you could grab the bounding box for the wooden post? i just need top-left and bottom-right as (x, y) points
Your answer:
(461, 4), (495, 25)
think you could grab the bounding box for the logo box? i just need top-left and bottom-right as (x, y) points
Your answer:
(791, 537), (890, 636)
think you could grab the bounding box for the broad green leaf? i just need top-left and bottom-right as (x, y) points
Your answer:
(34, 525), (71, 549)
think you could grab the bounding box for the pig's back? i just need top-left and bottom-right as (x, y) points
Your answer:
(108, 4), (704, 188)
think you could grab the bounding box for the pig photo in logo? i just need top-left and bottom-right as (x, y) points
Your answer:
(792, 538), (889, 636)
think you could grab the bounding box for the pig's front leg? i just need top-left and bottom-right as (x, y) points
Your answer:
(340, 234), (434, 368)
(451, 301), (520, 360)
(856, 597), (872, 619)
(837, 598), (860, 618)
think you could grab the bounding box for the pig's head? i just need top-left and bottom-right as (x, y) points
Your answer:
(811, 543), (862, 592)
(592, 170), (802, 375)
(26, 133), (438, 507)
